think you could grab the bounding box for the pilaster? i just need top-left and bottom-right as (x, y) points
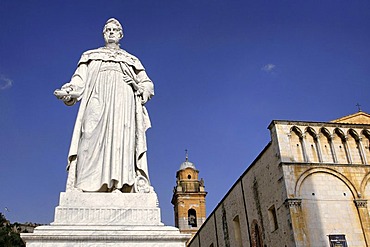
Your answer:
(285, 198), (309, 247)
(354, 199), (370, 245)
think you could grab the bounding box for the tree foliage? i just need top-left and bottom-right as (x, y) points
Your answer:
(0, 213), (26, 247)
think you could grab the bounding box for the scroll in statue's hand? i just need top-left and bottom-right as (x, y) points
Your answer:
(54, 88), (79, 106)
(54, 89), (79, 98)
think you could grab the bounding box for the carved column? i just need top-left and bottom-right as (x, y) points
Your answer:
(358, 137), (368, 164)
(287, 133), (294, 162)
(301, 134), (309, 162)
(354, 199), (370, 246)
(285, 198), (309, 247)
(329, 135), (338, 163)
(315, 134), (323, 163)
(343, 135), (353, 164)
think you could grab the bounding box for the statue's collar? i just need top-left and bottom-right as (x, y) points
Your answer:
(79, 47), (143, 70)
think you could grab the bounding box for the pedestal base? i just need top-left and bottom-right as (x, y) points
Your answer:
(21, 192), (190, 247)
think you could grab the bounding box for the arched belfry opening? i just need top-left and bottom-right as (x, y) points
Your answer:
(171, 151), (207, 234)
(188, 209), (197, 227)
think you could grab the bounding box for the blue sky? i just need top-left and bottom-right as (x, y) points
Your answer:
(1, 1), (370, 226)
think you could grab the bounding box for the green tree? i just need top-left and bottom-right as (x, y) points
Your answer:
(0, 213), (25, 247)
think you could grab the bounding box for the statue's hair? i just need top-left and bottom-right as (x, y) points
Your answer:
(103, 18), (124, 38)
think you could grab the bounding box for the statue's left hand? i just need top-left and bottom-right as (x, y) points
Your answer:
(141, 90), (151, 105)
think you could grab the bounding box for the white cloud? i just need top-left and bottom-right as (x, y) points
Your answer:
(0, 75), (13, 90)
(261, 63), (276, 72)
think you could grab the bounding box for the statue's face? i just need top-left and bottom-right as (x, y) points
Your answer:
(103, 22), (122, 45)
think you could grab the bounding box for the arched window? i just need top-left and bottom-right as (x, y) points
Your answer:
(188, 209), (197, 227)
(233, 215), (242, 247)
(251, 220), (263, 247)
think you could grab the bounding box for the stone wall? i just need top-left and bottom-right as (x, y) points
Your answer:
(188, 142), (295, 247)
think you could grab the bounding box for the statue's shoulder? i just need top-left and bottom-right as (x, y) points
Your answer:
(121, 50), (139, 62)
(82, 48), (103, 56)
(78, 48), (105, 64)
(120, 49), (145, 71)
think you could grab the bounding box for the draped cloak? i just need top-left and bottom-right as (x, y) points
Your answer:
(64, 47), (154, 192)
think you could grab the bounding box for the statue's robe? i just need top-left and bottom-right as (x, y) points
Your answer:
(64, 47), (154, 192)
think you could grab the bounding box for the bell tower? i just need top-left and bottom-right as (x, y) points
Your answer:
(171, 153), (207, 235)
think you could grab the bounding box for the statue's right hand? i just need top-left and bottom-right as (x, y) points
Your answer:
(61, 95), (72, 102)
(54, 89), (69, 98)
(54, 89), (77, 106)
(54, 88), (80, 98)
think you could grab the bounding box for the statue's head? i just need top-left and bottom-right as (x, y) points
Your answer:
(103, 18), (124, 45)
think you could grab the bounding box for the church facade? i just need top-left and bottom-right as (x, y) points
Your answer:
(187, 111), (370, 247)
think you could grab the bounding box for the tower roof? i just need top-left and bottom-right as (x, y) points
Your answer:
(179, 149), (197, 170)
(179, 160), (196, 170)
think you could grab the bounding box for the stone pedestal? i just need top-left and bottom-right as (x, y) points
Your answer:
(21, 192), (190, 246)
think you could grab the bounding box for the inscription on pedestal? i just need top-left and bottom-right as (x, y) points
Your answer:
(54, 207), (161, 225)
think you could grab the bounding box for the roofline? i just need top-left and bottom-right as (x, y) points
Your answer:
(268, 119), (370, 130)
(331, 111), (370, 122)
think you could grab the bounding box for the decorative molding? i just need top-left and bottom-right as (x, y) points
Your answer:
(21, 225), (191, 246)
(354, 199), (367, 208)
(285, 198), (302, 208)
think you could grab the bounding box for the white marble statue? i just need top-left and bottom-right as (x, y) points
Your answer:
(54, 18), (154, 193)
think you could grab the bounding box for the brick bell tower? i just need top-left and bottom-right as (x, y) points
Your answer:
(171, 152), (207, 235)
